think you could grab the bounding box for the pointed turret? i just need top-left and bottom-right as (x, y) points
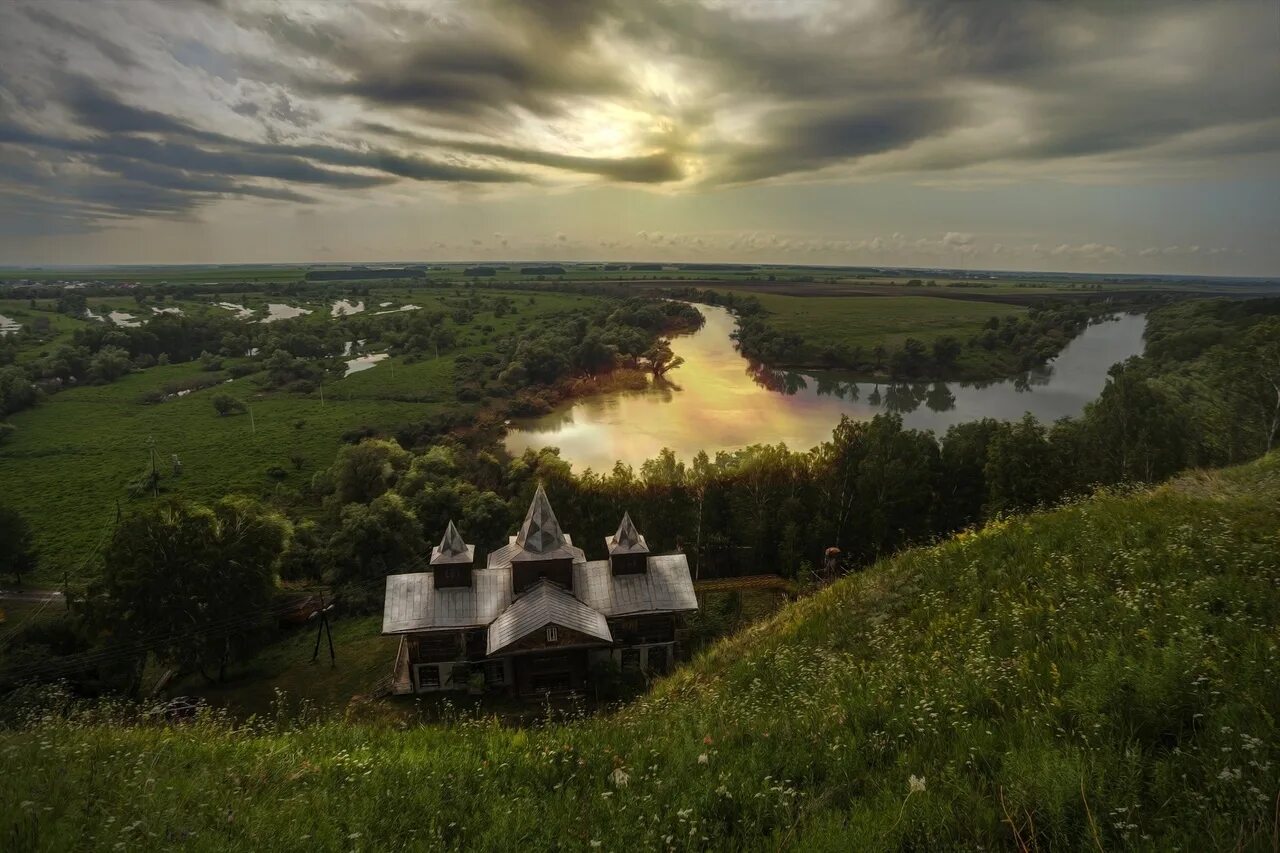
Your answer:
(606, 511), (650, 575)
(507, 485), (581, 593)
(430, 520), (475, 588)
(436, 521), (469, 559)
(514, 485), (567, 555)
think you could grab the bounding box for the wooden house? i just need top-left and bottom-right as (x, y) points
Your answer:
(382, 486), (698, 696)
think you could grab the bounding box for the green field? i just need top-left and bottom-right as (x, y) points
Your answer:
(3, 453), (1276, 850)
(748, 292), (1023, 352)
(0, 287), (601, 585)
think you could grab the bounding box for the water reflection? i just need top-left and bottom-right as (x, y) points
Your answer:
(506, 304), (1147, 472)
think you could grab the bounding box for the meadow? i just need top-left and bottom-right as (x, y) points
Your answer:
(745, 292), (1023, 353)
(2, 452), (1276, 850)
(0, 286), (601, 585)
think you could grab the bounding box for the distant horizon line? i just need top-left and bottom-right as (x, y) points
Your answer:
(0, 260), (1275, 284)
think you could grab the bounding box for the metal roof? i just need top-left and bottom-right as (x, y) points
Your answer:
(487, 534), (585, 570)
(606, 512), (650, 555)
(382, 569), (513, 634)
(430, 520), (473, 566)
(573, 554), (699, 617)
(486, 580), (613, 655)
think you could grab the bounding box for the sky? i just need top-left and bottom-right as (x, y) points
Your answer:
(0, 0), (1276, 275)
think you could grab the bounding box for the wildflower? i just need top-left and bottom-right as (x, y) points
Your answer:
(697, 753), (709, 765)
(590, 842), (602, 849)
(703, 735), (713, 745)
(610, 767), (630, 788)
(909, 774), (926, 794)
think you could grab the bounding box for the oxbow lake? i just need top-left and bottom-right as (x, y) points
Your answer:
(506, 303), (1148, 472)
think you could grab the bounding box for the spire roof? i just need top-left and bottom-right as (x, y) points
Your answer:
(430, 519), (475, 566)
(514, 485), (567, 555)
(607, 511), (650, 555)
(439, 521), (468, 556)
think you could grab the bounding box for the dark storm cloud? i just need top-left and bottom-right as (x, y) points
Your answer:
(712, 99), (963, 183)
(62, 77), (224, 142)
(254, 0), (626, 122)
(306, 36), (623, 120)
(0, 67), (533, 224)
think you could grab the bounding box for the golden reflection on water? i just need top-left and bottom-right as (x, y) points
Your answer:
(505, 304), (1146, 473)
(505, 305), (880, 471)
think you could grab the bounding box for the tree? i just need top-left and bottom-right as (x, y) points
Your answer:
(0, 366), (37, 417)
(1218, 317), (1280, 455)
(211, 392), (246, 417)
(984, 414), (1061, 514)
(88, 346), (132, 384)
(573, 331), (619, 376)
(932, 336), (962, 367)
(330, 438), (412, 505)
(644, 339), (684, 378)
(0, 505), (37, 586)
(328, 493), (425, 584)
(94, 497), (289, 685)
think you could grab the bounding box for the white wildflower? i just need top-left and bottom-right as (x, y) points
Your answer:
(909, 774), (926, 794)
(610, 767), (630, 788)
(697, 753), (709, 765)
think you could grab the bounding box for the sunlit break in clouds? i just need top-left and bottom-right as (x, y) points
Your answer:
(0, 0), (1276, 274)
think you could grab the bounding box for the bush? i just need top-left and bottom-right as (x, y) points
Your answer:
(211, 392), (246, 417)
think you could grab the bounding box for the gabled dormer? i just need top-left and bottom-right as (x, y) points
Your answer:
(430, 520), (475, 588)
(509, 485), (577, 593)
(606, 512), (649, 575)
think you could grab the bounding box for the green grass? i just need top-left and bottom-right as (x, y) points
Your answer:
(165, 615), (397, 720)
(3, 453), (1277, 850)
(748, 293), (1023, 354)
(0, 289), (602, 586)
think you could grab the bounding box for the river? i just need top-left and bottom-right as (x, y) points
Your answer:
(505, 304), (1147, 471)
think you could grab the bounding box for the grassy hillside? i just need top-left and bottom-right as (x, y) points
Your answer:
(3, 454), (1278, 850)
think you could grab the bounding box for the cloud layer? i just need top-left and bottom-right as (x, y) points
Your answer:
(0, 0), (1275, 270)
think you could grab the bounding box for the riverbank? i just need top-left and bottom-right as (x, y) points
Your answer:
(654, 285), (1167, 383)
(505, 304), (1149, 472)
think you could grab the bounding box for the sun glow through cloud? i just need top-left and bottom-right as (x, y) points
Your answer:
(0, 0), (1273, 273)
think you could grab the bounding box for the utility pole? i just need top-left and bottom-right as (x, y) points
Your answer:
(147, 436), (159, 497)
(310, 592), (336, 666)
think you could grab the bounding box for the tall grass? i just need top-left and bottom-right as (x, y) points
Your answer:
(3, 455), (1278, 851)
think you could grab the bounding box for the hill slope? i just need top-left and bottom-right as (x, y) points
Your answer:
(4, 455), (1279, 851)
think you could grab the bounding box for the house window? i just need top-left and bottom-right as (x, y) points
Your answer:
(647, 645), (670, 674)
(621, 648), (641, 673)
(546, 626), (558, 643)
(484, 661), (505, 686)
(418, 665), (440, 689)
